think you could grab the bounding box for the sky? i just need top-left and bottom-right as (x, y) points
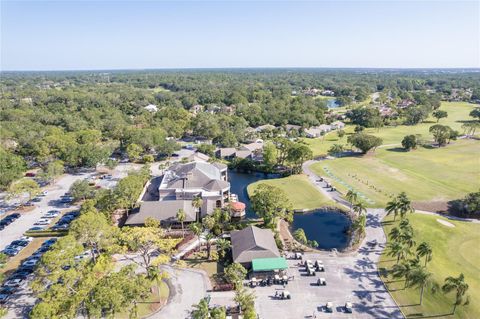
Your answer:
(1, 0), (479, 70)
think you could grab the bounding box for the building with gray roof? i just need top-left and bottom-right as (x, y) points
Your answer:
(231, 226), (280, 267)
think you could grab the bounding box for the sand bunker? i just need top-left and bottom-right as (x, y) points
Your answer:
(436, 219), (455, 228)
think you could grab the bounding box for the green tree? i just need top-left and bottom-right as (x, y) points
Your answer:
(191, 298), (210, 319)
(387, 242), (411, 264)
(391, 258), (420, 289)
(0, 148), (26, 189)
(37, 160), (64, 183)
(442, 273), (470, 315)
(328, 144), (344, 157)
(234, 287), (256, 314)
(250, 184), (293, 228)
(385, 198), (400, 221)
(469, 107), (480, 120)
(352, 201), (367, 216)
(126, 143), (143, 162)
(176, 209), (186, 238)
(429, 124), (451, 147)
(293, 228), (308, 245)
(408, 267), (437, 305)
(8, 178), (40, 202)
(262, 141), (278, 169)
(337, 129), (345, 138)
(205, 232), (215, 260)
(432, 110), (448, 122)
(347, 133), (383, 154)
(416, 242), (433, 267)
(202, 215), (216, 232)
(189, 222), (203, 250)
(401, 135), (417, 151)
(345, 190), (358, 212)
(215, 238), (231, 260)
(70, 179), (95, 201)
(224, 263), (247, 289)
(397, 192), (414, 219)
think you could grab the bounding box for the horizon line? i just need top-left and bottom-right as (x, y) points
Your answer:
(2, 66), (480, 73)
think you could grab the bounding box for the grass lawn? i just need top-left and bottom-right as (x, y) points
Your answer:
(247, 174), (338, 210)
(310, 139), (480, 207)
(116, 280), (169, 319)
(379, 213), (480, 319)
(304, 101), (477, 157)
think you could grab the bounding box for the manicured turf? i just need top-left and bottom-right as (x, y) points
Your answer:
(310, 139), (480, 207)
(304, 101), (477, 157)
(307, 102), (479, 207)
(379, 213), (480, 319)
(247, 174), (338, 210)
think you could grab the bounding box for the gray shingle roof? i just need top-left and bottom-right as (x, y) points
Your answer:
(165, 162), (226, 189)
(124, 200), (196, 225)
(231, 226), (280, 264)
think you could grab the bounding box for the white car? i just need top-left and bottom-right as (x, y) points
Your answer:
(20, 236), (33, 242)
(22, 258), (39, 267)
(325, 301), (333, 312)
(345, 302), (353, 313)
(43, 212), (59, 218)
(35, 219), (51, 225)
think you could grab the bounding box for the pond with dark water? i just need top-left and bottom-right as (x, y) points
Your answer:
(291, 210), (351, 250)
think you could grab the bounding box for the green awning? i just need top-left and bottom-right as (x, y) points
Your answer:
(252, 257), (288, 272)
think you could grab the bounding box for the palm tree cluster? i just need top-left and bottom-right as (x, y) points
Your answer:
(346, 190), (368, 242)
(386, 192), (414, 221)
(386, 212), (470, 314)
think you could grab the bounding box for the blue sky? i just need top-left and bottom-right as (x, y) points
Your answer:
(1, 1), (479, 70)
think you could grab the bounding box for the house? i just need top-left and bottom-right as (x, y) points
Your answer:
(397, 99), (415, 108)
(322, 90), (335, 96)
(124, 200), (197, 226)
(231, 226), (281, 268)
(254, 124), (276, 133)
(304, 125), (332, 138)
(187, 151), (210, 163)
(216, 148), (237, 160)
(125, 161), (230, 226)
(330, 121), (345, 130)
(144, 104), (158, 112)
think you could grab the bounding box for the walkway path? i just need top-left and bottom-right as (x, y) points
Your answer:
(149, 265), (210, 319)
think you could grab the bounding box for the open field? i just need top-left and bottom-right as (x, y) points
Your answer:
(247, 174), (338, 210)
(310, 139), (480, 207)
(304, 101), (478, 157)
(379, 213), (480, 319)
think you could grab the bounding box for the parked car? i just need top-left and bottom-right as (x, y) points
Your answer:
(42, 238), (57, 246)
(35, 219), (50, 226)
(11, 240), (29, 247)
(2, 247), (21, 256)
(22, 258), (40, 267)
(28, 226), (46, 231)
(3, 278), (24, 287)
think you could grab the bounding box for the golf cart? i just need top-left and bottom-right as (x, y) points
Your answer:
(325, 301), (334, 312)
(345, 302), (353, 313)
(315, 260), (325, 272)
(317, 277), (326, 286)
(275, 290), (291, 300)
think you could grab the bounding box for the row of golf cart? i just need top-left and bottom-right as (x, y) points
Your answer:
(303, 259), (325, 276)
(250, 274), (289, 287)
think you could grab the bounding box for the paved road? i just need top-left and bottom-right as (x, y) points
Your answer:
(303, 160), (350, 208)
(255, 208), (403, 319)
(151, 265), (210, 319)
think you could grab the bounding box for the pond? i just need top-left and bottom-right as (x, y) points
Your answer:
(291, 210), (351, 250)
(227, 170), (278, 218)
(326, 98), (340, 108)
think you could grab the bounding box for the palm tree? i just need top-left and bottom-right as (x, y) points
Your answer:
(442, 273), (469, 315)
(205, 232), (215, 260)
(176, 209), (186, 238)
(191, 298), (210, 319)
(400, 231), (416, 249)
(387, 242), (411, 264)
(408, 267), (437, 305)
(352, 201), (367, 216)
(345, 190), (358, 211)
(397, 192), (414, 219)
(391, 259), (420, 289)
(352, 214), (367, 237)
(216, 238), (231, 260)
(416, 242), (433, 267)
(385, 198), (400, 221)
(189, 222), (202, 252)
(192, 196), (203, 221)
(389, 227), (403, 242)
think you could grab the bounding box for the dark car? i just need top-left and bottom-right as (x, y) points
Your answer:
(42, 238), (57, 246)
(2, 248), (19, 256)
(11, 240), (29, 247)
(8, 213), (20, 219)
(28, 227), (45, 231)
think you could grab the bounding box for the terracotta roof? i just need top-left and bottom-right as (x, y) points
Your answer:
(230, 202), (246, 211)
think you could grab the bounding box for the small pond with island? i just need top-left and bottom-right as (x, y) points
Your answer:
(228, 170), (352, 250)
